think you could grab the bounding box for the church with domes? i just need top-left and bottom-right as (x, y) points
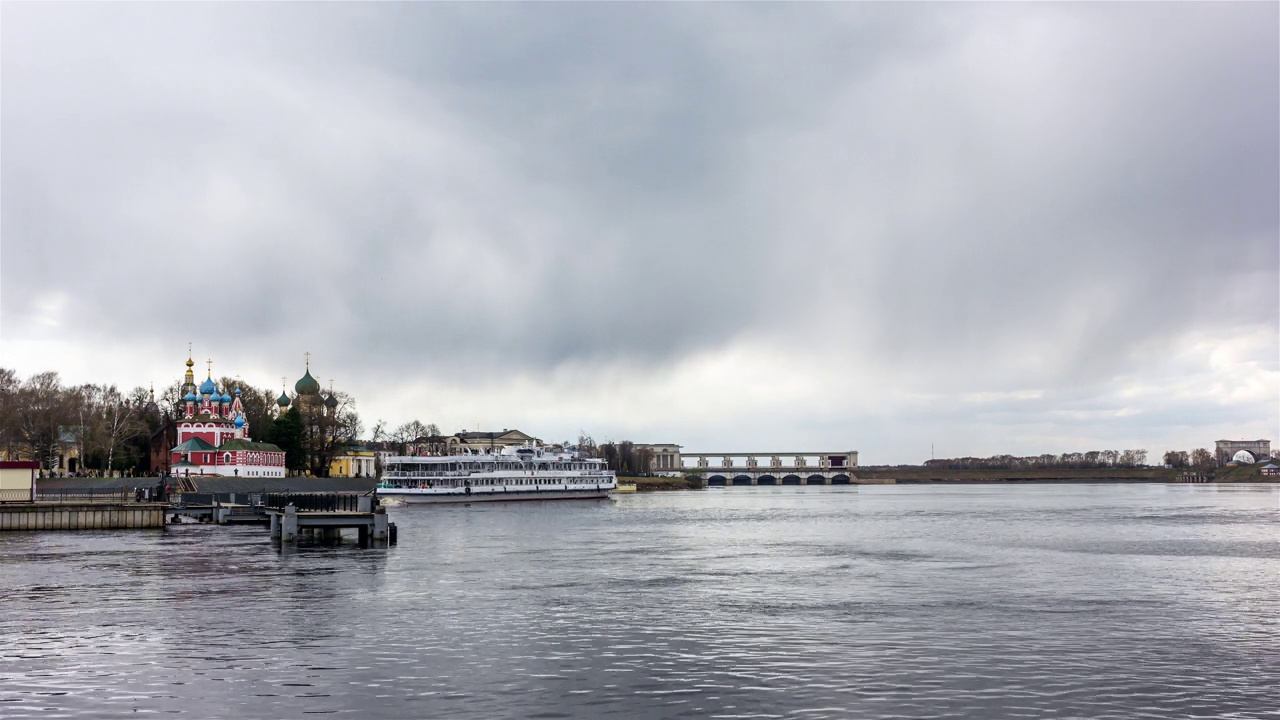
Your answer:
(272, 353), (352, 477)
(272, 353), (330, 417)
(169, 352), (286, 478)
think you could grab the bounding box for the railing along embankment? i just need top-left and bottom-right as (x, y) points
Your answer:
(0, 487), (167, 531)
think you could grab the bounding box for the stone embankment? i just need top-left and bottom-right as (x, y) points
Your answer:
(0, 502), (168, 530)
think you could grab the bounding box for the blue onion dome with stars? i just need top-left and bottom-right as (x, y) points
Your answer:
(234, 415), (246, 428)
(199, 375), (217, 396)
(184, 391), (197, 403)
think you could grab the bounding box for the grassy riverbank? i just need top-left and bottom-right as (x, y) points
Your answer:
(857, 467), (1177, 482)
(1211, 463), (1277, 482)
(621, 476), (701, 491)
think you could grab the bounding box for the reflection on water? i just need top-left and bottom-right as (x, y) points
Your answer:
(1, 484), (1277, 719)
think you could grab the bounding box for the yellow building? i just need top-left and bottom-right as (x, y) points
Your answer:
(329, 447), (377, 478)
(1, 427), (83, 474)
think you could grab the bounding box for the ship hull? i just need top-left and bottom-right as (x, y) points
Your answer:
(379, 487), (613, 504)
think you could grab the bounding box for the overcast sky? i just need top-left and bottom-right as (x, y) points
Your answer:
(2, 3), (1276, 463)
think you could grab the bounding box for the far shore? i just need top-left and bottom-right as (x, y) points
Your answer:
(861, 465), (1275, 484)
(621, 464), (1277, 490)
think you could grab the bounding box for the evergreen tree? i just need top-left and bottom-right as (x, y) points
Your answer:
(267, 407), (307, 474)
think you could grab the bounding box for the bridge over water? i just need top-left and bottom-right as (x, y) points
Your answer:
(645, 448), (858, 486)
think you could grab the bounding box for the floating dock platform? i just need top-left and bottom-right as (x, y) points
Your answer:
(267, 503), (392, 544)
(166, 491), (395, 545)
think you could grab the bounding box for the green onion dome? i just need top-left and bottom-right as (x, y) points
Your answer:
(324, 393), (339, 409)
(295, 369), (321, 395)
(277, 391), (291, 408)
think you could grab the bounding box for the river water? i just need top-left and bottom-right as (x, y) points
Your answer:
(1, 484), (1277, 719)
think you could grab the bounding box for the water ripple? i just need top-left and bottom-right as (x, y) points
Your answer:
(1, 485), (1278, 719)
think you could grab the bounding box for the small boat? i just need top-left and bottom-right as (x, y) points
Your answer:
(378, 445), (617, 504)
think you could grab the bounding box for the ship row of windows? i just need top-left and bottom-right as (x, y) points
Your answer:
(392, 462), (597, 472)
(469, 477), (602, 486)
(391, 476), (608, 488)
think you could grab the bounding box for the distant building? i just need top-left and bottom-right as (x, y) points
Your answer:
(1215, 439), (1270, 467)
(633, 443), (684, 473)
(407, 429), (541, 456)
(452, 430), (539, 452)
(148, 420), (179, 476)
(330, 447), (376, 478)
(1261, 463), (1279, 476)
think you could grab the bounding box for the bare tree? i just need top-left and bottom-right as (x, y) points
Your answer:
(96, 386), (148, 472)
(1190, 448), (1213, 469)
(370, 420), (389, 443)
(576, 431), (598, 458)
(394, 420), (429, 444)
(157, 381), (184, 418)
(13, 372), (72, 471)
(295, 388), (363, 476)
(217, 377), (277, 440)
(0, 368), (20, 459)
(68, 383), (101, 471)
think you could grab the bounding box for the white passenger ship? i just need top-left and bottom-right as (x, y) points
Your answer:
(377, 446), (617, 504)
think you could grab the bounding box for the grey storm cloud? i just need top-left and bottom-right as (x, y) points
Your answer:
(2, 2), (1276, 459)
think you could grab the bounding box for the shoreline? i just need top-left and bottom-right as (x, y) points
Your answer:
(620, 466), (1277, 490)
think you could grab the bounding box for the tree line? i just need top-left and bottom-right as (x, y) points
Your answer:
(923, 449), (1151, 470)
(0, 368), (155, 474)
(598, 441), (655, 476)
(367, 419), (443, 454)
(1160, 449), (1216, 469)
